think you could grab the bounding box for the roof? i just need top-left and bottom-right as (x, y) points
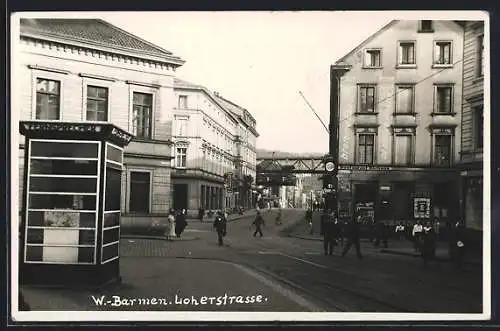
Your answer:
(20, 18), (184, 65)
(173, 78), (239, 124)
(174, 77), (259, 137)
(335, 20), (397, 64)
(335, 20), (466, 64)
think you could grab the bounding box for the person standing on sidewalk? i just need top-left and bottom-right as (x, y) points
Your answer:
(165, 209), (176, 241)
(412, 220), (424, 252)
(175, 209), (188, 238)
(198, 207), (205, 223)
(341, 214), (363, 259)
(305, 207), (313, 235)
(252, 210), (265, 237)
(421, 220), (437, 268)
(433, 217), (441, 241)
(322, 209), (337, 255)
(213, 211), (227, 247)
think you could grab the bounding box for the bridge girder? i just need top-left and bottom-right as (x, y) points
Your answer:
(256, 156), (326, 174)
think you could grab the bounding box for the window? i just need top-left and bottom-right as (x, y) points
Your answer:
(395, 85), (414, 114)
(434, 41), (452, 65)
(176, 147), (187, 168)
(36, 78), (60, 120)
(129, 171), (150, 213)
(178, 95), (188, 109)
(86, 86), (108, 121)
(474, 105), (484, 149)
(357, 134), (375, 164)
(358, 85), (376, 113)
(435, 85), (453, 113)
(419, 20), (433, 32)
(132, 92), (153, 139)
(364, 49), (381, 67)
(394, 135), (413, 165)
(176, 117), (188, 136)
(398, 42), (415, 65)
(477, 35), (484, 77)
(434, 135), (452, 166)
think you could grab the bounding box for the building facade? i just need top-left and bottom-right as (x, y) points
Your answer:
(459, 21), (484, 233)
(213, 94), (259, 209)
(334, 20), (464, 224)
(171, 79), (259, 213)
(16, 19), (185, 220)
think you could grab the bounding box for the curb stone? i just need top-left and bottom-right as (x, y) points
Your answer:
(120, 235), (200, 241)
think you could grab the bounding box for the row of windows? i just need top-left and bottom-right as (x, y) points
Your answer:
(364, 34), (484, 77)
(356, 84), (456, 114)
(354, 117), (483, 167)
(35, 77), (153, 139)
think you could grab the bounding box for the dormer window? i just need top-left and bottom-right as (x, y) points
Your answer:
(419, 20), (434, 32)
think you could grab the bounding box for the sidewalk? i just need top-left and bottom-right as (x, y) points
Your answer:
(120, 209), (257, 238)
(20, 254), (314, 312)
(288, 221), (482, 266)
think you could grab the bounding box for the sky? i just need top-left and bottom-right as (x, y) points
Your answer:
(97, 11), (394, 154)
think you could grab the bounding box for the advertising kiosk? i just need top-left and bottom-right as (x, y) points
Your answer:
(19, 121), (133, 287)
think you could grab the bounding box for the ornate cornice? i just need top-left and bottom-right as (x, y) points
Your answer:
(21, 36), (179, 72)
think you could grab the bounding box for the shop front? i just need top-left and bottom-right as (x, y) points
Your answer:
(19, 121), (132, 287)
(336, 165), (459, 225)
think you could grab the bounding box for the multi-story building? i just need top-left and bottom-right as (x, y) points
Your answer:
(332, 20), (464, 223)
(16, 18), (185, 221)
(213, 94), (259, 209)
(172, 79), (259, 213)
(458, 21), (484, 234)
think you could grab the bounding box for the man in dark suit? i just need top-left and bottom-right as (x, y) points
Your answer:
(341, 213), (363, 259)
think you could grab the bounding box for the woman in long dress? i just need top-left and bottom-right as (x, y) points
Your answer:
(165, 209), (176, 240)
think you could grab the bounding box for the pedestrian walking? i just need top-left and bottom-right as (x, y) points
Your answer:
(412, 220), (424, 252)
(175, 209), (188, 238)
(449, 220), (465, 270)
(341, 214), (363, 259)
(275, 206), (283, 226)
(421, 220), (438, 268)
(322, 209), (338, 255)
(213, 211), (227, 247)
(252, 210), (265, 237)
(198, 207), (205, 223)
(165, 209), (176, 240)
(305, 207), (313, 235)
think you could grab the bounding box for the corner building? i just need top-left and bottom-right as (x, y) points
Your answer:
(171, 79), (259, 214)
(334, 20), (464, 223)
(16, 19), (185, 221)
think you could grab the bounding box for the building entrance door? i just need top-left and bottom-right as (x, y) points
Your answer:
(173, 184), (188, 211)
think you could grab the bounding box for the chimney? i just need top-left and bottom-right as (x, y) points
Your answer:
(214, 91), (219, 97)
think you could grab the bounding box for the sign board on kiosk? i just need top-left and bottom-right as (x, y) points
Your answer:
(19, 121), (133, 287)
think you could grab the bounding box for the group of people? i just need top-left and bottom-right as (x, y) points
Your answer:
(320, 210), (363, 259)
(164, 209), (188, 240)
(317, 209), (467, 268)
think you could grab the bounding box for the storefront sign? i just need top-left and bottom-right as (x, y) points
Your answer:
(21, 122), (104, 134)
(340, 165), (392, 172)
(413, 197), (431, 219)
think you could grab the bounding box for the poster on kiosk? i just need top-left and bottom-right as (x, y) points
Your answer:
(19, 121), (133, 288)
